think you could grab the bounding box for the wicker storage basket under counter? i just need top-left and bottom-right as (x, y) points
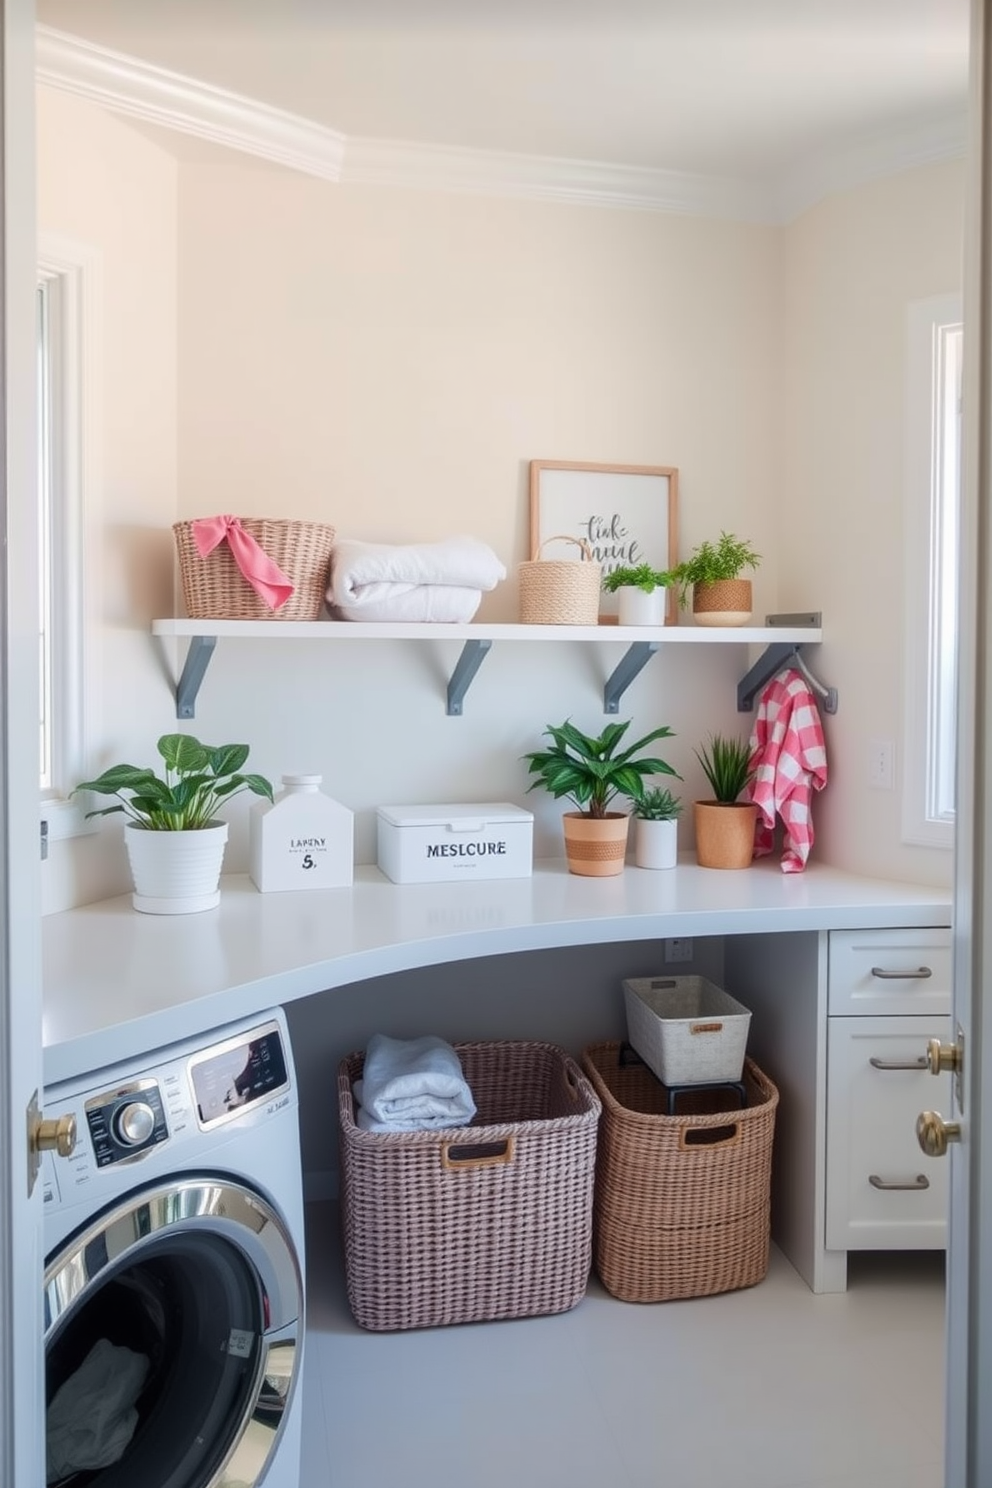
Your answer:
(581, 1042), (778, 1303)
(338, 1040), (601, 1332)
(173, 517), (336, 621)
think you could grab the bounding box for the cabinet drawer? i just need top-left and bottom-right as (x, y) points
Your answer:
(827, 927), (952, 1016)
(826, 1016), (950, 1251)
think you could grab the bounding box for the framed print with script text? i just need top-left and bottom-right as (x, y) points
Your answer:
(528, 461), (679, 624)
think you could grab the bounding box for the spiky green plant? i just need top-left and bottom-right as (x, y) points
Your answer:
(74, 734), (273, 830)
(523, 719), (680, 819)
(602, 563), (671, 595)
(670, 532), (760, 607)
(694, 733), (755, 804)
(633, 786), (683, 821)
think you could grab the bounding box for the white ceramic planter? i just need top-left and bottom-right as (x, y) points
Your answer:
(124, 820), (229, 914)
(617, 585), (667, 626)
(633, 817), (678, 870)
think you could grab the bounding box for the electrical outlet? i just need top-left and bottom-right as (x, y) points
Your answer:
(664, 937), (693, 963)
(869, 739), (895, 790)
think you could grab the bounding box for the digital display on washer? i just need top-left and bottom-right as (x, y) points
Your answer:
(190, 1026), (289, 1128)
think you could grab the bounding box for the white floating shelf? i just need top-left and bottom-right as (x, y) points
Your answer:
(152, 618), (821, 644)
(150, 616), (828, 718)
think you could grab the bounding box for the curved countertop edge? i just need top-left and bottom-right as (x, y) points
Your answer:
(42, 858), (952, 1087)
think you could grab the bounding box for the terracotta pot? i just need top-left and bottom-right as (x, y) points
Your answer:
(561, 811), (630, 877)
(693, 800), (757, 869)
(692, 578), (752, 627)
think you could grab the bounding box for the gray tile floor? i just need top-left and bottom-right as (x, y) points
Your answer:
(299, 1202), (946, 1488)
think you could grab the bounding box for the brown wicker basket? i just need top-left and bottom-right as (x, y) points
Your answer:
(518, 535), (602, 625)
(581, 1041), (778, 1303)
(337, 1040), (601, 1331)
(173, 518), (337, 621)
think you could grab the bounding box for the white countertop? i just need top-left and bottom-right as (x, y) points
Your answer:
(42, 858), (952, 1086)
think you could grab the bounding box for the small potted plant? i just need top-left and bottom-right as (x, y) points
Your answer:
(602, 563), (672, 627)
(693, 733), (758, 869)
(523, 719), (680, 877)
(670, 532), (761, 626)
(74, 734), (273, 914)
(632, 787), (682, 870)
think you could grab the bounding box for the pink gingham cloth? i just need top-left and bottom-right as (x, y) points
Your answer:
(745, 668), (828, 873)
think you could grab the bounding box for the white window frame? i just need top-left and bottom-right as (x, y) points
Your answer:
(902, 292), (962, 850)
(37, 236), (102, 843)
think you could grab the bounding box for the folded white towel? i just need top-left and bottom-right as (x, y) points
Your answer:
(333, 583), (484, 624)
(327, 535), (506, 620)
(354, 1033), (476, 1131)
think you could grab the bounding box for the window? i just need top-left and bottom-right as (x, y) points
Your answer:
(37, 239), (99, 843)
(903, 293), (962, 849)
(37, 276), (58, 793)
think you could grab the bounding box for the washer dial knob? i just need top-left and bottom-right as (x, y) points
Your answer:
(115, 1100), (156, 1147)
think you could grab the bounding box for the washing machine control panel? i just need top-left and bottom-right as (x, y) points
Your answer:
(188, 1023), (290, 1130)
(43, 1017), (294, 1214)
(85, 1078), (169, 1166)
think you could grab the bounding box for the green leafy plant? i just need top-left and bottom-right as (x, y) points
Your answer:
(523, 719), (680, 819)
(670, 532), (761, 607)
(602, 563), (671, 595)
(694, 733), (755, 804)
(74, 734), (274, 830)
(633, 786), (683, 821)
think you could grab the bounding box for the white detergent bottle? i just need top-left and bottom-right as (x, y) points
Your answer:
(249, 774), (354, 892)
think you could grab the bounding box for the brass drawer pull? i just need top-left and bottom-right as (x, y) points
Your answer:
(870, 965), (933, 980)
(869, 1056), (928, 1071)
(868, 1173), (930, 1191)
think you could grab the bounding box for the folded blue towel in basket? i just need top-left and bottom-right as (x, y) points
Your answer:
(353, 1033), (477, 1132)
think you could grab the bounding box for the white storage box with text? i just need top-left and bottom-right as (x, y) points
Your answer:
(376, 802), (534, 884)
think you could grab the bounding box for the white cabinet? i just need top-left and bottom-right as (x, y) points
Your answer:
(825, 928), (952, 1253)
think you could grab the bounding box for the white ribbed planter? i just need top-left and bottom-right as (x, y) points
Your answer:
(617, 586), (667, 626)
(633, 817), (678, 870)
(124, 820), (229, 914)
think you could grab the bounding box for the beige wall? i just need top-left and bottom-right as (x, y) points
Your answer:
(781, 160), (964, 886)
(35, 84), (964, 907)
(176, 166), (782, 616)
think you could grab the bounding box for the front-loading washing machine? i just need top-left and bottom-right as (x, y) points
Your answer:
(42, 1008), (306, 1488)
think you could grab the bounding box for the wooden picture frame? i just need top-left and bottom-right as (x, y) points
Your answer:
(528, 460), (680, 624)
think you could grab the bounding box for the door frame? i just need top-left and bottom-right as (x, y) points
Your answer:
(0, 2), (47, 1486)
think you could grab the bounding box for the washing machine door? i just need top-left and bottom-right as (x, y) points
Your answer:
(44, 1176), (304, 1488)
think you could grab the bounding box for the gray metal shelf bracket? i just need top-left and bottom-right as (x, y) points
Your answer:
(604, 642), (660, 714)
(447, 638), (492, 715)
(737, 637), (838, 715)
(175, 635), (217, 719)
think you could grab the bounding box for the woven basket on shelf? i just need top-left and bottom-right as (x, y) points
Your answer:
(173, 518), (337, 621)
(518, 535), (602, 625)
(337, 1040), (601, 1331)
(581, 1041), (778, 1303)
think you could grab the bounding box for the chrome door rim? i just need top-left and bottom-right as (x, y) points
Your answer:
(44, 1175), (302, 1335)
(44, 1177), (304, 1488)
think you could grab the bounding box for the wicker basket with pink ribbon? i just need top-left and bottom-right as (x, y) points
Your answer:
(173, 516), (337, 621)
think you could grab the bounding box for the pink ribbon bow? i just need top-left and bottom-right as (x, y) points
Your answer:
(191, 515), (294, 611)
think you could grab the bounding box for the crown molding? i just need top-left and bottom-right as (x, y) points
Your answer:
(774, 111), (968, 222)
(35, 25), (346, 181)
(36, 24), (966, 225)
(341, 137), (774, 221)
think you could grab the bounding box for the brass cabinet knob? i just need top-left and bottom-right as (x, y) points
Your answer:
(33, 1113), (76, 1159)
(927, 1037), (962, 1076)
(916, 1109), (961, 1158)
